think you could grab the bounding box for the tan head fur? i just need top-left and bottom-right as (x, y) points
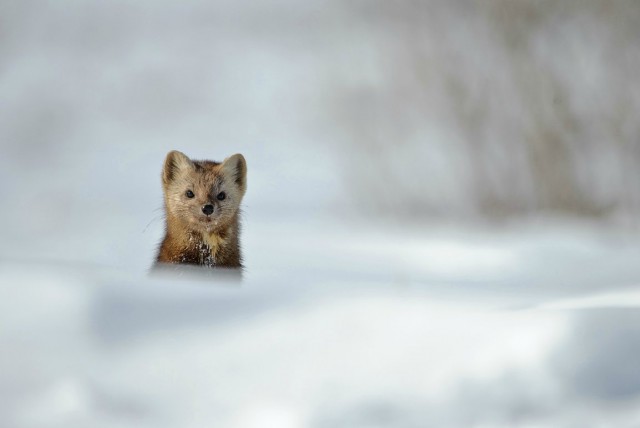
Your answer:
(162, 151), (247, 234)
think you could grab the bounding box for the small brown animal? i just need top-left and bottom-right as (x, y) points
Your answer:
(155, 150), (247, 269)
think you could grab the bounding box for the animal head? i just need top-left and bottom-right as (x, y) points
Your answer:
(162, 150), (247, 233)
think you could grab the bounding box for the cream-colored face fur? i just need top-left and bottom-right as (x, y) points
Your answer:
(162, 151), (247, 233)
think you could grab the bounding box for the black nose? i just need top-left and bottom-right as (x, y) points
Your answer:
(202, 204), (214, 215)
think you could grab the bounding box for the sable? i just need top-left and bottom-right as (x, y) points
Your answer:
(155, 151), (247, 269)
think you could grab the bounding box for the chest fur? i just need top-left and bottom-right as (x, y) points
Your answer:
(185, 232), (224, 267)
(202, 232), (226, 258)
(157, 225), (239, 268)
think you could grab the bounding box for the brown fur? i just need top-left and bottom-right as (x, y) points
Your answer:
(155, 151), (247, 269)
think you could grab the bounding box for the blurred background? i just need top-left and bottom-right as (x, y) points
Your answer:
(2, 1), (640, 427)
(2, 0), (640, 269)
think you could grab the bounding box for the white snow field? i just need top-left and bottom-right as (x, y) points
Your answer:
(3, 220), (640, 428)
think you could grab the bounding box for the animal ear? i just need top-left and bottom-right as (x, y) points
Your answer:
(162, 150), (194, 184)
(221, 153), (247, 193)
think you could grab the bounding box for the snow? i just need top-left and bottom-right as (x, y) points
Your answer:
(3, 222), (640, 427)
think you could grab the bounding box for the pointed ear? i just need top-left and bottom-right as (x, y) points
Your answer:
(221, 153), (247, 193)
(162, 150), (194, 185)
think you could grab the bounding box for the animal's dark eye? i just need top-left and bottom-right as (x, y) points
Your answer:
(185, 190), (195, 198)
(217, 192), (226, 201)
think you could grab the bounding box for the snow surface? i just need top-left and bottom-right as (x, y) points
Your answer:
(3, 221), (640, 428)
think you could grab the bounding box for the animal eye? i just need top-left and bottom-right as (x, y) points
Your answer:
(185, 190), (195, 198)
(217, 192), (226, 201)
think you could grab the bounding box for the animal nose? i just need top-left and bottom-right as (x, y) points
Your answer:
(202, 204), (214, 215)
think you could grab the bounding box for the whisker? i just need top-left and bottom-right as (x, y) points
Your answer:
(143, 215), (163, 233)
